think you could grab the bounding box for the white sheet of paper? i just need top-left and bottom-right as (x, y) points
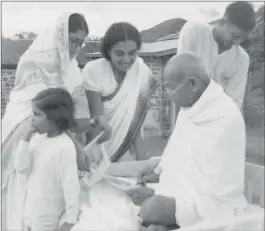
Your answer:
(103, 175), (138, 191)
(82, 133), (111, 187)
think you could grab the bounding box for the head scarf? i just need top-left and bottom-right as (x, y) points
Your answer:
(14, 12), (86, 90)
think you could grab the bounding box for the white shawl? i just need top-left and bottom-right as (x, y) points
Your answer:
(155, 81), (248, 227)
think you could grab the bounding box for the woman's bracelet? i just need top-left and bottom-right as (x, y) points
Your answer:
(88, 116), (99, 127)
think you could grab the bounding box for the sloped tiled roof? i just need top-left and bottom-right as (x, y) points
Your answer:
(157, 32), (179, 41)
(86, 39), (178, 58)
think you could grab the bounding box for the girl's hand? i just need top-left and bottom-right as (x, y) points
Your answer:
(97, 115), (112, 144)
(23, 123), (38, 142)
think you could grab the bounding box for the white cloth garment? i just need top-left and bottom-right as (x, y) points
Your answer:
(1, 12), (88, 231)
(178, 21), (250, 109)
(152, 81), (264, 230)
(82, 57), (151, 158)
(14, 133), (80, 230)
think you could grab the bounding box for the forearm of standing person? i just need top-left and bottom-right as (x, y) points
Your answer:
(224, 56), (249, 111)
(131, 131), (146, 160)
(59, 145), (81, 228)
(69, 90), (103, 134)
(14, 131), (34, 173)
(70, 117), (99, 133)
(85, 90), (104, 117)
(85, 90), (112, 144)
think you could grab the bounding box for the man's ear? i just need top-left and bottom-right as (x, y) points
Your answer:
(189, 76), (201, 92)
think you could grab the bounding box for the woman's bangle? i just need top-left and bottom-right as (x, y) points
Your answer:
(89, 117), (99, 127)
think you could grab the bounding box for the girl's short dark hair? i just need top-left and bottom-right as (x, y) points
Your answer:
(100, 22), (142, 60)
(224, 1), (256, 31)
(69, 13), (89, 35)
(33, 88), (76, 131)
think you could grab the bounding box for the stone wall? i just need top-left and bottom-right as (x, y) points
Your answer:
(143, 56), (173, 135)
(1, 69), (16, 116)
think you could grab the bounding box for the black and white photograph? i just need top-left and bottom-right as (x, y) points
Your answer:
(1, 1), (264, 231)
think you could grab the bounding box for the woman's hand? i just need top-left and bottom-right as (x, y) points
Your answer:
(22, 122), (38, 142)
(97, 115), (112, 144)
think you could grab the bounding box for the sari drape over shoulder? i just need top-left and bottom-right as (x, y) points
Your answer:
(82, 57), (157, 162)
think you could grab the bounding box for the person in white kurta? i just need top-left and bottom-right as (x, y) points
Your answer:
(177, 1), (256, 109)
(127, 52), (264, 231)
(14, 133), (80, 231)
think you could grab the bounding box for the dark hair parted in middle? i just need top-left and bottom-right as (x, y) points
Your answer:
(69, 13), (89, 35)
(100, 22), (142, 60)
(33, 88), (76, 131)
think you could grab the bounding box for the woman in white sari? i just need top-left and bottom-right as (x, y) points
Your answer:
(72, 22), (158, 231)
(83, 22), (157, 160)
(1, 12), (99, 231)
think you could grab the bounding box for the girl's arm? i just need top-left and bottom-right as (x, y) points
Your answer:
(14, 128), (35, 173)
(59, 143), (80, 228)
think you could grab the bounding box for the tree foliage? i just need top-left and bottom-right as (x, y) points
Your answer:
(85, 35), (102, 41)
(243, 4), (264, 127)
(12, 31), (38, 40)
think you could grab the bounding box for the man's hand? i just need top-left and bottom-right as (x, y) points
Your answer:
(126, 187), (154, 206)
(97, 115), (112, 144)
(137, 163), (160, 184)
(22, 122), (38, 142)
(59, 222), (75, 231)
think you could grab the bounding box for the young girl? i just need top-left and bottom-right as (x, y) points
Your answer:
(14, 88), (82, 231)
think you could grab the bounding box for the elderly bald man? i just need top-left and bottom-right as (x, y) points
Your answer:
(126, 52), (247, 230)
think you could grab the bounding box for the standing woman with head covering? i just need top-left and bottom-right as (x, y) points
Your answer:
(1, 12), (97, 231)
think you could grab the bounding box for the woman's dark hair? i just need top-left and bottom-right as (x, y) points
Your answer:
(33, 88), (76, 131)
(69, 13), (89, 35)
(224, 1), (256, 31)
(100, 22), (142, 60)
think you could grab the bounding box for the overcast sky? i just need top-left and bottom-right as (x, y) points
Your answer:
(2, 1), (264, 37)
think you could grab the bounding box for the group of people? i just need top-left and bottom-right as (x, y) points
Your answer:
(1, 1), (264, 231)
